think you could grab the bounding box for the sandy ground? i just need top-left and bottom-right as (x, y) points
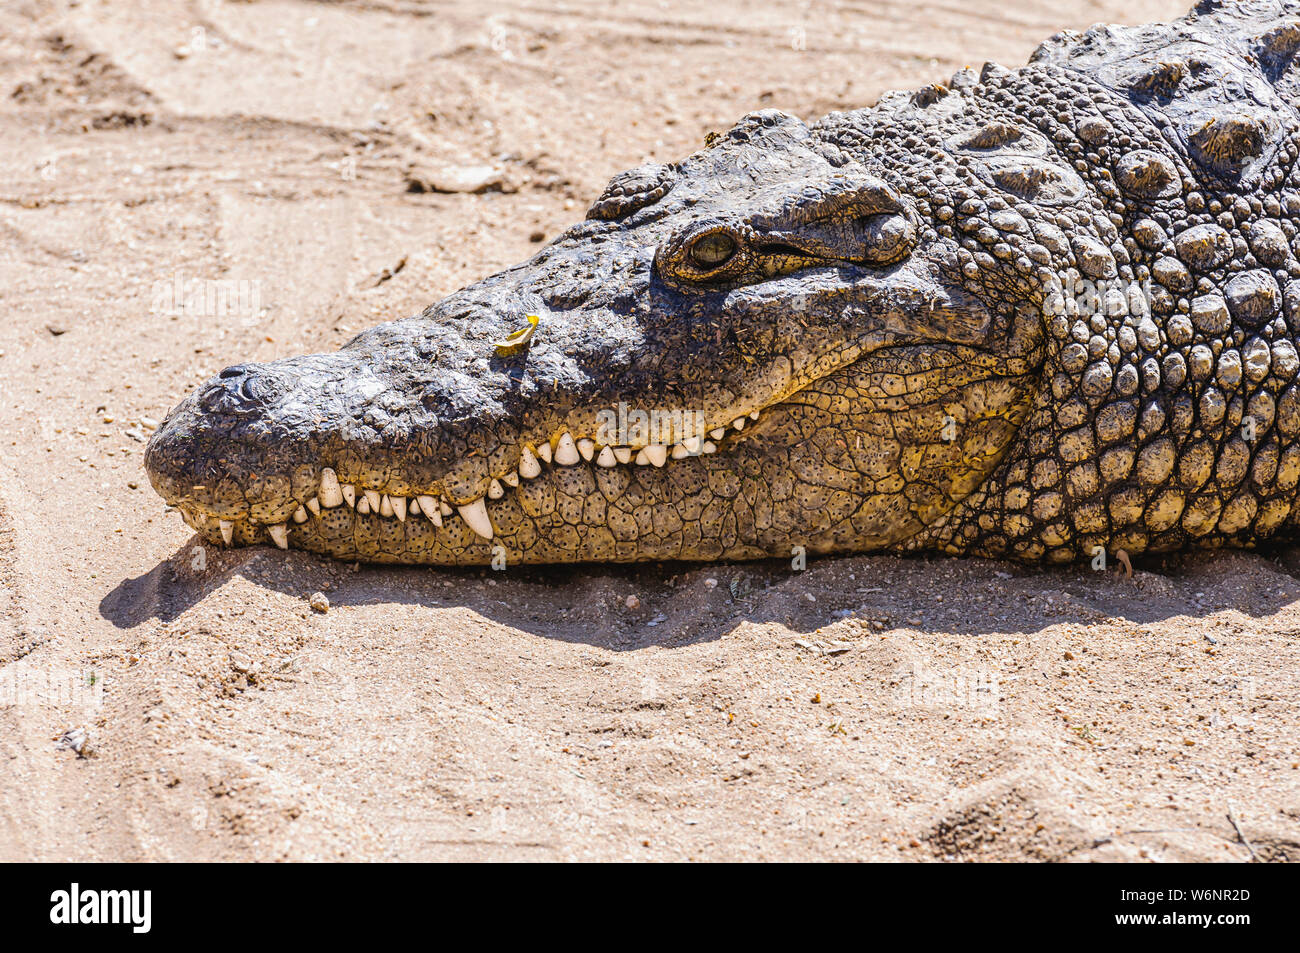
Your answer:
(1, 0), (1297, 862)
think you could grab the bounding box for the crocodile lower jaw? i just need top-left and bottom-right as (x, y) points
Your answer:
(172, 408), (764, 548)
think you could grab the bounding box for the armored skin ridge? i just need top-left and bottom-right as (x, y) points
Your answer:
(147, 1), (1300, 566)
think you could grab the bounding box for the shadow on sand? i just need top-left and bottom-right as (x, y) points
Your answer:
(99, 533), (1300, 650)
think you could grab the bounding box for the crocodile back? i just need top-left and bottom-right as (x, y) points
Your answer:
(961, 0), (1300, 559)
(811, 1), (1300, 560)
(1031, 0), (1300, 188)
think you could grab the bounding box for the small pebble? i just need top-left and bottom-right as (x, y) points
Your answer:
(309, 591), (330, 613)
(55, 726), (90, 757)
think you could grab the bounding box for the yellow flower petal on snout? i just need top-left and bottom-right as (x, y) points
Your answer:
(492, 313), (540, 354)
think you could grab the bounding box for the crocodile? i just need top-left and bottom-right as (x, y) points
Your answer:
(146, 0), (1300, 566)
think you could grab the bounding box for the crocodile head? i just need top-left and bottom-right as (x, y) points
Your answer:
(146, 107), (1051, 564)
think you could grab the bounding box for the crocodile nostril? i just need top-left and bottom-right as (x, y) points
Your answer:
(199, 365), (275, 413)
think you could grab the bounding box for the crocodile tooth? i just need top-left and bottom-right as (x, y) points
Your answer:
(683, 435), (703, 454)
(703, 441), (717, 453)
(219, 519), (234, 545)
(537, 442), (552, 463)
(392, 496), (407, 521)
(596, 446), (617, 467)
(749, 410), (759, 420)
(341, 485), (356, 508)
(732, 417), (745, 431)
(613, 447), (632, 465)
(555, 432), (580, 465)
(364, 489), (381, 512)
(503, 471), (519, 487)
(357, 496), (371, 515)
(577, 438), (595, 461)
(710, 428), (725, 440)
(318, 468), (344, 507)
(638, 444), (667, 467)
(671, 443), (690, 460)
(380, 494), (394, 518)
(457, 499), (493, 539)
(292, 505), (308, 523)
(409, 497), (421, 515)
(439, 500), (452, 516)
(305, 497), (321, 517)
(488, 479), (505, 499)
(519, 446), (542, 479)
(267, 523), (289, 549)
(417, 495), (442, 526)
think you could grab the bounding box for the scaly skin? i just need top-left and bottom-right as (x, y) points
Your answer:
(146, 1), (1300, 565)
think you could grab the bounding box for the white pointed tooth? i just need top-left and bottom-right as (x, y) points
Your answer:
(392, 496), (407, 521)
(409, 497), (421, 515)
(732, 417), (745, 431)
(439, 500), (452, 516)
(644, 444), (667, 467)
(319, 468), (344, 507)
(363, 489), (381, 512)
(306, 497), (321, 517)
(267, 523), (288, 549)
(503, 471), (519, 487)
(357, 496), (371, 515)
(671, 443), (690, 460)
(613, 447), (632, 465)
(219, 519), (234, 545)
(635, 448), (650, 465)
(519, 445), (542, 479)
(749, 410), (759, 420)
(380, 494), (394, 518)
(596, 446), (617, 467)
(341, 485), (356, 508)
(417, 495), (442, 526)
(683, 435), (702, 454)
(703, 441), (717, 453)
(710, 428), (726, 440)
(555, 432), (580, 465)
(488, 479), (504, 499)
(457, 498), (493, 539)
(537, 441), (552, 463)
(292, 505), (308, 524)
(577, 438), (595, 461)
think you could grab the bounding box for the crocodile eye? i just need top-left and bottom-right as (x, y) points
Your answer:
(861, 212), (915, 266)
(689, 232), (737, 269)
(657, 222), (751, 288)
